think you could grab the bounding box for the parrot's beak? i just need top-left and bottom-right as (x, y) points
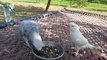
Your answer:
(65, 24), (70, 29)
(62, 21), (70, 29)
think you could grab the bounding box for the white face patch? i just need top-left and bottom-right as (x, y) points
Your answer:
(70, 23), (80, 31)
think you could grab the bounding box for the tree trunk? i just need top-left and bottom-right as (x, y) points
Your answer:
(45, 0), (51, 12)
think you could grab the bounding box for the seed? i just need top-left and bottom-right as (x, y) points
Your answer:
(35, 46), (62, 58)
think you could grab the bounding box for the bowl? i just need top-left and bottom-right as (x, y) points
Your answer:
(32, 41), (64, 60)
(0, 23), (7, 28)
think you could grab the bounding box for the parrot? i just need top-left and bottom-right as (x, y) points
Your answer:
(18, 20), (44, 51)
(64, 22), (102, 55)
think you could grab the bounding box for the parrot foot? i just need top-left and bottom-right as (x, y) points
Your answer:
(73, 52), (79, 57)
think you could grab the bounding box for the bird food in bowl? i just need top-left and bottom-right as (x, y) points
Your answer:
(32, 41), (64, 60)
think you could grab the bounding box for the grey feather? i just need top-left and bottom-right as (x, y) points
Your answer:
(18, 20), (44, 51)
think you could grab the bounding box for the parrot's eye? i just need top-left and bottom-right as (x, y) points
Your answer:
(72, 25), (74, 27)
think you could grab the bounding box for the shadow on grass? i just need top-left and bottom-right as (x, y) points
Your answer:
(51, 4), (67, 7)
(15, 5), (45, 19)
(84, 7), (107, 12)
(87, 9), (107, 12)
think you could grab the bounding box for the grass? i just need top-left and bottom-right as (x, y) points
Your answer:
(84, 3), (107, 12)
(16, 0), (38, 3)
(13, 0), (107, 11)
(17, 0), (107, 12)
(0, 0), (107, 12)
(0, 0), (106, 23)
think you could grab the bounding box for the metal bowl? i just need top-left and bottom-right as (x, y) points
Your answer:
(32, 41), (64, 60)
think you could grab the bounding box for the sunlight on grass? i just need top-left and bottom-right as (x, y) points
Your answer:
(1, 0), (107, 12)
(87, 3), (107, 8)
(17, 0), (38, 3)
(0, 0), (106, 20)
(84, 3), (107, 11)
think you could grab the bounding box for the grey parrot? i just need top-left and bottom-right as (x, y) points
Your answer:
(18, 20), (44, 51)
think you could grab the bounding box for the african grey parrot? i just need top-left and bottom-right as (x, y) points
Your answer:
(18, 20), (44, 51)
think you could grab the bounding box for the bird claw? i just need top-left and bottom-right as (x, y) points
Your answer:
(73, 52), (79, 57)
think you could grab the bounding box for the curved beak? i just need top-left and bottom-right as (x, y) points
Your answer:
(65, 23), (70, 29)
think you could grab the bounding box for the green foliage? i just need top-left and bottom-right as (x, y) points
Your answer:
(69, 0), (88, 7)
(88, 0), (100, 3)
(100, 0), (107, 4)
(0, 1), (10, 8)
(76, 0), (88, 7)
(88, 0), (107, 4)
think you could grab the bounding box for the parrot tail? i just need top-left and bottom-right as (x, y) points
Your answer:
(88, 43), (103, 52)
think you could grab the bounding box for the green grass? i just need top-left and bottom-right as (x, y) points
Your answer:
(17, 0), (39, 3)
(0, 0), (106, 21)
(0, 0), (107, 12)
(84, 3), (107, 11)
